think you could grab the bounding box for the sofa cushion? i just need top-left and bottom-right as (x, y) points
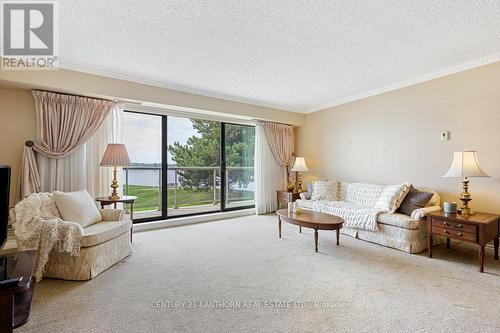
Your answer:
(296, 199), (314, 210)
(100, 209), (125, 221)
(397, 186), (434, 216)
(311, 180), (339, 201)
(54, 190), (102, 227)
(377, 212), (421, 230)
(342, 182), (384, 208)
(374, 183), (411, 213)
(81, 220), (132, 247)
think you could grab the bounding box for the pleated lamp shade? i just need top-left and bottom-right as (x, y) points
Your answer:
(100, 144), (131, 167)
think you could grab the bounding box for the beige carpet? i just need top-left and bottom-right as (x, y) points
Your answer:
(18, 214), (500, 333)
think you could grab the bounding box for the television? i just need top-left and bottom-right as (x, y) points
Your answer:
(0, 165), (10, 249)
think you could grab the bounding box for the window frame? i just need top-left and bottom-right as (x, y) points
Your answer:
(124, 110), (256, 224)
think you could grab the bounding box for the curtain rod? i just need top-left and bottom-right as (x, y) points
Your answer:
(31, 89), (116, 103)
(253, 119), (294, 127)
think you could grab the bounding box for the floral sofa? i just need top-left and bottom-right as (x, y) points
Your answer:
(296, 181), (441, 253)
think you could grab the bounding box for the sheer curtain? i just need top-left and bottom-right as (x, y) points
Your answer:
(255, 125), (286, 214)
(37, 105), (124, 198)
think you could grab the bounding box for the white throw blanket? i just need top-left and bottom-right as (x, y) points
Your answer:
(12, 193), (84, 281)
(313, 200), (382, 231)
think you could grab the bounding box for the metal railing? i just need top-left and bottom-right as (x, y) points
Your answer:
(123, 166), (254, 212)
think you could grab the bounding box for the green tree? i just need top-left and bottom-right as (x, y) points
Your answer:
(168, 120), (255, 191)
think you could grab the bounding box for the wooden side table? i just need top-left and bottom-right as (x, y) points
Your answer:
(426, 211), (500, 272)
(276, 191), (300, 210)
(0, 250), (37, 333)
(95, 196), (137, 243)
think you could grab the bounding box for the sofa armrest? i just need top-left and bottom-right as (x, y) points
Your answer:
(100, 209), (125, 221)
(299, 192), (310, 200)
(411, 205), (441, 220)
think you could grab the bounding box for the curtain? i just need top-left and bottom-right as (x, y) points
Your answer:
(255, 125), (286, 214)
(32, 90), (113, 158)
(86, 107), (124, 197)
(19, 144), (41, 198)
(19, 90), (118, 199)
(36, 105), (124, 198)
(262, 121), (295, 187)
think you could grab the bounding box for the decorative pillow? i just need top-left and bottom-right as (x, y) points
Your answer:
(374, 182), (411, 213)
(53, 190), (102, 227)
(311, 180), (339, 201)
(300, 183), (313, 200)
(416, 187), (440, 207)
(397, 186), (434, 216)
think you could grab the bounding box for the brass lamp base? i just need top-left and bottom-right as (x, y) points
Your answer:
(108, 166), (121, 200)
(296, 172), (307, 193)
(459, 177), (473, 217)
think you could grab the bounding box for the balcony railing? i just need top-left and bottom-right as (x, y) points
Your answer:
(123, 166), (254, 215)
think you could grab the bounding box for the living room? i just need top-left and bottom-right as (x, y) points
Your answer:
(1, 1), (500, 332)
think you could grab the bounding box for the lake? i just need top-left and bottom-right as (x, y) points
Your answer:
(122, 169), (255, 191)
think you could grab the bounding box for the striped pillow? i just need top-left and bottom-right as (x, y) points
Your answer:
(374, 182), (411, 213)
(311, 180), (339, 201)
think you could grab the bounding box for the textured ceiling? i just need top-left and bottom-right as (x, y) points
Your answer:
(59, 1), (500, 113)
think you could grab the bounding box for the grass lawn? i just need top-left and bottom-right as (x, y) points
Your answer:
(126, 185), (254, 212)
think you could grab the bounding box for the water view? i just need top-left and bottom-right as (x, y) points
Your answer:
(122, 113), (255, 218)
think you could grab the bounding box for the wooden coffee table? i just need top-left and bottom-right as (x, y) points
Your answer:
(276, 209), (344, 252)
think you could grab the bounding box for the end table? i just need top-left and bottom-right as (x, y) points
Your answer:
(426, 211), (500, 272)
(276, 190), (300, 210)
(95, 195), (137, 243)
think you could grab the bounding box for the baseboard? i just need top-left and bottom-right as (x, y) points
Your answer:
(133, 208), (255, 233)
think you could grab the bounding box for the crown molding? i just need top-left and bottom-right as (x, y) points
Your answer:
(306, 53), (500, 113)
(59, 54), (500, 115)
(58, 58), (302, 113)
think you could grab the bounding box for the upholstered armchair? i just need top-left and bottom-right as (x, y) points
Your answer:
(43, 207), (132, 280)
(13, 191), (132, 281)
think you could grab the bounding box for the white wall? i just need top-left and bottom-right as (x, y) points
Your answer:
(296, 61), (500, 213)
(0, 88), (36, 206)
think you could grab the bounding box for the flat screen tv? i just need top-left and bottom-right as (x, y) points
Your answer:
(0, 165), (11, 249)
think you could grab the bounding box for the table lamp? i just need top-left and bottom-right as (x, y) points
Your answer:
(443, 151), (489, 216)
(291, 157), (309, 193)
(100, 144), (131, 200)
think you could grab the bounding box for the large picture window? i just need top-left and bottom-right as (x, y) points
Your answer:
(122, 111), (255, 222)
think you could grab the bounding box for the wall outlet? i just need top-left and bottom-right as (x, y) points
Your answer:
(440, 131), (449, 141)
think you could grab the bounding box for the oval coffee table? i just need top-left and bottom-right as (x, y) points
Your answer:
(276, 209), (344, 252)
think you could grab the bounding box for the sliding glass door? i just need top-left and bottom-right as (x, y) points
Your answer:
(122, 112), (163, 219)
(167, 116), (221, 217)
(123, 111), (255, 222)
(223, 124), (255, 209)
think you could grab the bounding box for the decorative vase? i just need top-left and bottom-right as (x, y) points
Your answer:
(286, 183), (295, 192)
(443, 202), (457, 214)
